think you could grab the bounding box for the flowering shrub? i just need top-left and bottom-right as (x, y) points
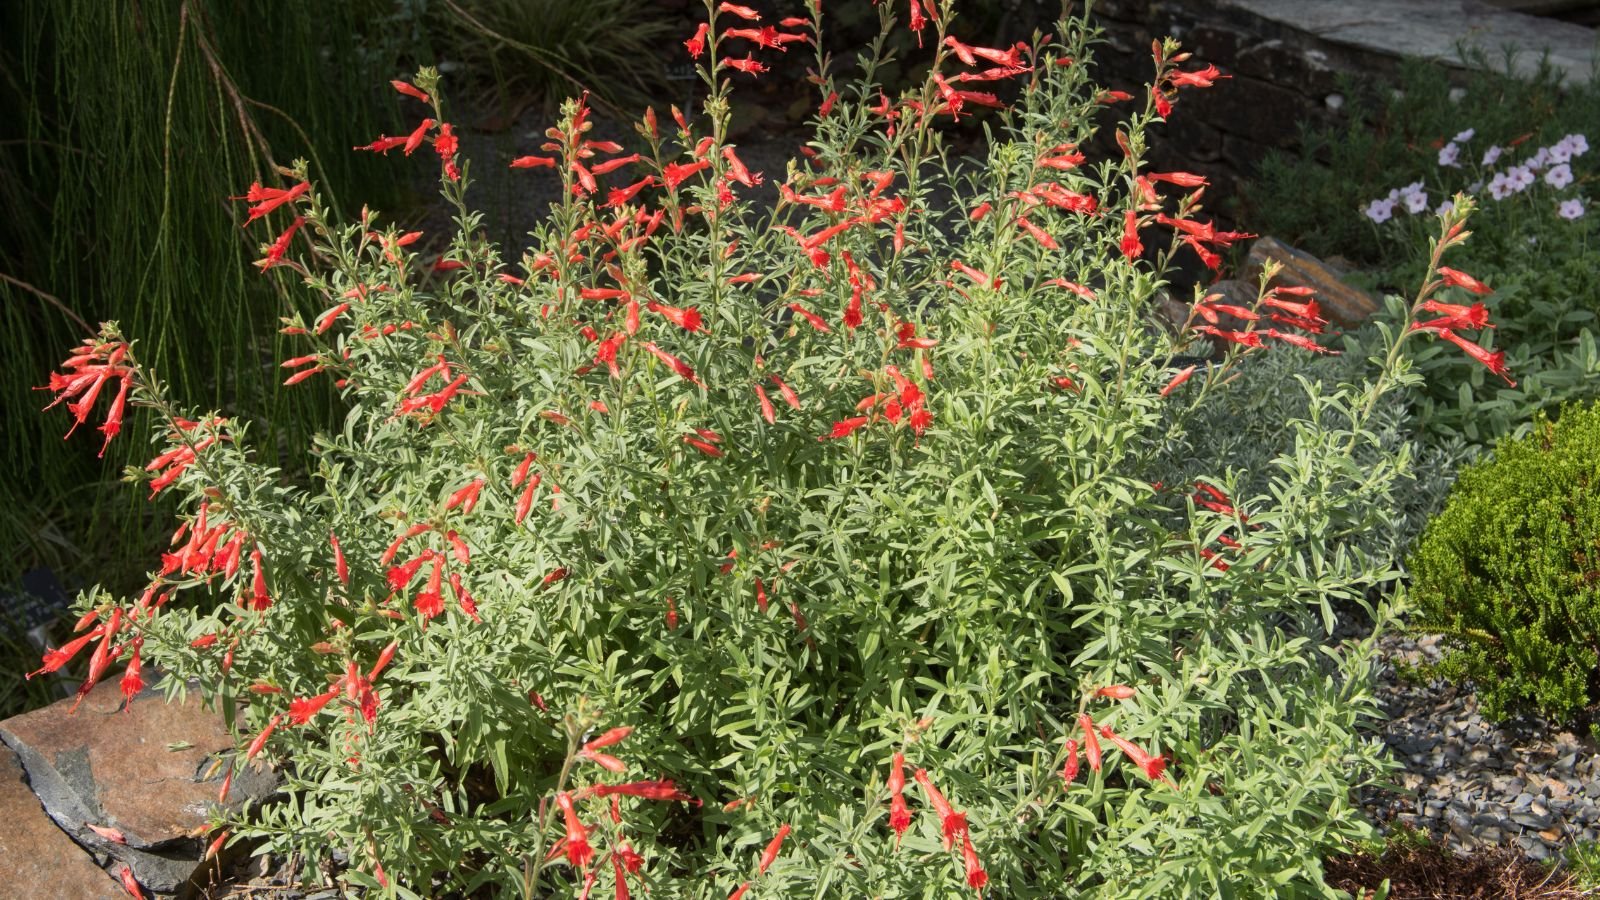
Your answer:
(32, 3), (1502, 896)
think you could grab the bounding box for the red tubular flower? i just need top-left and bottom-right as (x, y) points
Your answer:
(387, 551), (431, 592)
(585, 726), (633, 751)
(961, 831), (988, 890)
(758, 824), (790, 875)
(510, 155), (557, 169)
(355, 135), (408, 153)
(683, 435), (723, 458)
(1435, 328), (1516, 386)
(119, 864), (145, 900)
(617, 841), (645, 873)
(718, 2), (760, 20)
(556, 791), (594, 868)
(29, 629), (100, 679)
(445, 478), (485, 513)
(576, 779), (694, 803)
(414, 555), (445, 621)
(1169, 64), (1226, 88)
(581, 749), (626, 772)
(1264, 329), (1339, 355)
(96, 374), (133, 458)
(1160, 364), (1198, 398)
(1416, 299), (1492, 331)
(913, 768), (965, 850)
(119, 637), (144, 705)
(722, 146), (761, 187)
(663, 159), (712, 191)
(1149, 171), (1208, 187)
(771, 376), (800, 409)
(646, 301), (704, 332)
(449, 571), (480, 622)
(613, 853), (630, 900)
(887, 751), (912, 845)
(245, 713), (283, 760)
(1062, 737), (1081, 784)
(1017, 216), (1061, 250)
(1197, 325), (1263, 349)
(233, 181), (310, 224)
(1042, 278), (1096, 300)
(820, 416), (870, 441)
(755, 384), (776, 424)
(1120, 209), (1144, 260)
(1437, 266), (1493, 296)
(515, 478), (538, 524)
(949, 259), (993, 287)
(591, 153), (639, 176)
(249, 548), (272, 611)
(445, 530), (470, 565)
(1078, 714), (1102, 771)
(434, 123), (460, 181)
(1095, 684), (1137, 700)
(788, 303), (831, 333)
(368, 640), (400, 681)
(391, 80), (431, 103)
(289, 687), (340, 725)
(1098, 724), (1173, 784)
(381, 523), (432, 566)
(729, 883), (751, 900)
(640, 342), (704, 387)
(402, 118), (434, 156)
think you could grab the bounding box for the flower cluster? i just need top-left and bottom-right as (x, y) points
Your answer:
(1365, 128), (1589, 223)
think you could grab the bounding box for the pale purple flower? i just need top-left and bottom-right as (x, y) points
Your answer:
(1550, 141), (1573, 164)
(1546, 163), (1574, 189)
(1482, 145), (1503, 166)
(1403, 189), (1429, 214)
(1559, 198), (1586, 220)
(1436, 199), (1456, 216)
(1508, 165), (1536, 192)
(1438, 143), (1461, 167)
(1488, 173), (1512, 201)
(1468, 180), (1485, 194)
(1527, 147), (1550, 170)
(1564, 134), (1590, 157)
(1453, 128), (1475, 143)
(1364, 197), (1397, 223)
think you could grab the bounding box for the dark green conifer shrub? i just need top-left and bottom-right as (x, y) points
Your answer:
(1411, 402), (1600, 722)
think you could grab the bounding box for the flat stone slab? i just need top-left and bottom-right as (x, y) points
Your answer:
(0, 678), (276, 893)
(0, 742), (123, 898)
(1224, 0), (1598, 84)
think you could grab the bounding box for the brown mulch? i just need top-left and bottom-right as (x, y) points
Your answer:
(1326, 843), (1594, 899)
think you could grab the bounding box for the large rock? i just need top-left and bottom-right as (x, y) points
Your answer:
(1244, 236), (1381, 326)
(0, 679), (277, 894)
(0, 742), (122, 899)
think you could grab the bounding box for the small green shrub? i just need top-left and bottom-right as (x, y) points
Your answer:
(1411, 402), (1600, 723)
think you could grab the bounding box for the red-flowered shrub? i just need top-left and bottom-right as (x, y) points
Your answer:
(36, 2), (1508, 895)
